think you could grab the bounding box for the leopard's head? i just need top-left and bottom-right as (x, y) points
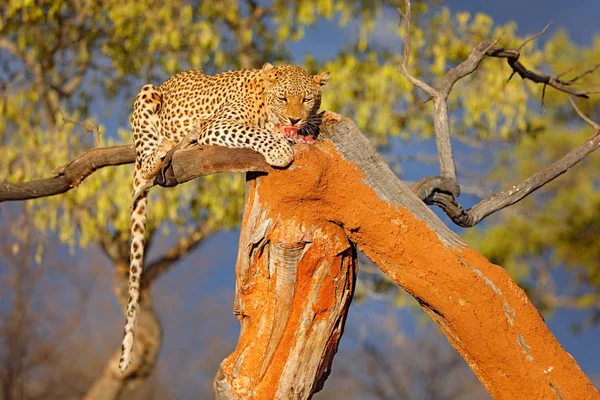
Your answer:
(262, 63), (329, 131)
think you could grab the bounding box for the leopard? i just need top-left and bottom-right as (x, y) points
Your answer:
(120, 63), (331, 372)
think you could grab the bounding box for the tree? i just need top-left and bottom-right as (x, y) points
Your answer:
(0, 207), (95, 399)
(2, 0), (600, 398)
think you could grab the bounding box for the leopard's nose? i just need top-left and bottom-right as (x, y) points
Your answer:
(289, 117), (301, 126)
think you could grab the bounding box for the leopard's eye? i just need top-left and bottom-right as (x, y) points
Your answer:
(302, 97), (313, 103)
(277, 96), (287, 102)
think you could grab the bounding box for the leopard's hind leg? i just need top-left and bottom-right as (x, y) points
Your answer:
(131, 84), (169, 180)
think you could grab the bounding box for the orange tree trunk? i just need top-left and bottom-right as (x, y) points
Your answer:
(214, 118), (599, 399)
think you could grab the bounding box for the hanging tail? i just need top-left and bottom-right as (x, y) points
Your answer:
(119, 166), (149, 372)
(120, 84), (163, 372)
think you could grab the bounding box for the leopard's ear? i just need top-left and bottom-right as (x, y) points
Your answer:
(313, 71), (330, 87)
(261, 62), (275, 73)
(261, 62), (276, 84)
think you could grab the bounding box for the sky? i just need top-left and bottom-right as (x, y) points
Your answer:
(447, 0), (600, 47)
(288, 0), (600, 63)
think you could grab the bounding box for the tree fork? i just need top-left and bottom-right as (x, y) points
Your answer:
(215, 118), (598, 399)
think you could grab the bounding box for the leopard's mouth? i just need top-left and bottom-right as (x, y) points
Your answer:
(298, 111), (325, 137)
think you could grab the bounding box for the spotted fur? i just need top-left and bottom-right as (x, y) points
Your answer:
(120, 63), (330, 372)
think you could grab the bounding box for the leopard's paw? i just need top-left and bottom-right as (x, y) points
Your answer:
(263, 139), (293, 167)
(322, 111), (342, 124)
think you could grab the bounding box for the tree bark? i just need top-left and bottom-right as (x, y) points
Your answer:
(215, 118), (598, 399)
(84, 273), (161, 400)
(214, 178), (357, 399)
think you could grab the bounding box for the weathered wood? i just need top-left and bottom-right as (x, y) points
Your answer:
(160, 146), (270, 187)
(215, 118), (598, 399)
(428, 128), (600, 227)
(214, 176), (357, 399)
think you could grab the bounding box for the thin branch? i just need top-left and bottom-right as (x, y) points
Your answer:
(563, 63), (600, 84)
(142, 220), (216, 286)
(485, 44), (599, 98)
(398, 0), (458, 185)
(62, 116), (102, 147)
(570, 97), (600, 130)
(397, 2), (436, 96)
(516, 21), (552, 51)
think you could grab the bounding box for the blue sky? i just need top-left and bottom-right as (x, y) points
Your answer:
(288, 0), (600, 63)
(447, 0), (600, 46)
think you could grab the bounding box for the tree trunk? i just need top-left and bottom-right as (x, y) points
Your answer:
(214, 177), (357, 399)
(84, 273), (162, 400)
(214, 118), (598, 399)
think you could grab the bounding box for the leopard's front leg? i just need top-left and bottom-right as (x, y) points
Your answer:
(198, 119), (293, 167)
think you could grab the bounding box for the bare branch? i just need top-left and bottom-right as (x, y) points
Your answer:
(516, 21), (552, 51)
(437, 36), (504, 96)
(142, 220), (216, 286)
(563, 63), (600, 84)
(0, 144), (270, 203)
(570, 97), (600, 130)
(398, 0), (458, 183)
(397, 2), (436, 96)
(485, 45), (599, 98)
(62, 116), (102, 147)
(421, 124), (600, 227)
(411, 176), (460, 202)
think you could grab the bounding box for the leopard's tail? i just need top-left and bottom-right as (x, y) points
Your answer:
(119, 165), (149, 372)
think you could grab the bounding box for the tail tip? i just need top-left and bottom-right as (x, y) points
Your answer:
(119, 354), (130, 373)
(119, 333), (134, 373)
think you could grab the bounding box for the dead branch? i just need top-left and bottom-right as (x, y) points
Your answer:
(487, 49), (600, 99)
(570, 97), (600, 130)
(416, 108), (600, 228)
(399, 0), (600, 227)
(213, 117), (598, 399)
(426, 118), (600, 226)
(62, 116), (102, 147)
